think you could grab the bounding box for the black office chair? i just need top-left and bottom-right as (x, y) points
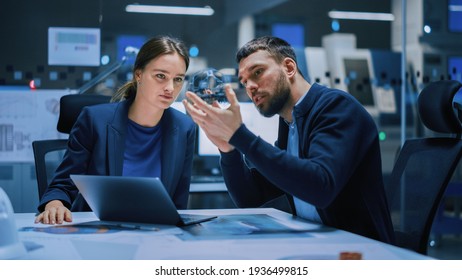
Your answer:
(32, 94), (111, 200)
(386, 80), (462, 255)
(431, 179), (462, 243)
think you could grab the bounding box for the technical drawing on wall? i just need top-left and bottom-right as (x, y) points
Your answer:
(0, 89), (70, 162)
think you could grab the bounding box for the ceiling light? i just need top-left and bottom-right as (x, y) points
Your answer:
(449, 5), (462, 12)
(125, 4), (214, 16)
(328, 11), (395, 21)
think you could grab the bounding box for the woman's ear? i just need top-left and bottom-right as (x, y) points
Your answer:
(134, 70), (142, 82)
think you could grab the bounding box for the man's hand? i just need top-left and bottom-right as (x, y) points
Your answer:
(183, 84), (242, 153)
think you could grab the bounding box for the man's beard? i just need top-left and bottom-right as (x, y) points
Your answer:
(257, 71), (291, 118)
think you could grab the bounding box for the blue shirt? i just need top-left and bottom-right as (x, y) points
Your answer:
(122, 119), (162, 178)
(288, 93), (322, 224)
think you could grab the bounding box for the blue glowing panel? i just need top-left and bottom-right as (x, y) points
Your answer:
(449, 0), (462, 32)
(271, 23), (304, 48)
(116, 35), (146, 64)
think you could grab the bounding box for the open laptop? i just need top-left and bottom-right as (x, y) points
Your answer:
(70, 174), (217, 227)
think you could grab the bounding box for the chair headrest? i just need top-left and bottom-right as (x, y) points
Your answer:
(57, 94), (111, 134)
(418, 80), (462, 134)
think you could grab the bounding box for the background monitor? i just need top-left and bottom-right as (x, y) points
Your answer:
(48, 27), (100, 66)
(328, 49), (378, 117)
(370, 50), (401, 122)
(343, 58), (375, 107)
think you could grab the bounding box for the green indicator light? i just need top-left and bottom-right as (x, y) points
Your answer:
(379, 131), (386, 141)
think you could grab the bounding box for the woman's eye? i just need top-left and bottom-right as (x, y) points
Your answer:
(174, 77), (184, 83)
(156, 74), (166, 79)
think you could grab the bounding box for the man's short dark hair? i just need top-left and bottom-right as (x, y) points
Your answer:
(236, 36), (297, 63)
(236, 36), (303, 77)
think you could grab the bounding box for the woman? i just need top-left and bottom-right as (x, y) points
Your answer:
(35, 35), (196, 224)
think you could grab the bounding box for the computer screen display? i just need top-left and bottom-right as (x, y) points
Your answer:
(343, 58), (375, 106)
(48, 27), (100, 66)
(328, 49), (378, 117)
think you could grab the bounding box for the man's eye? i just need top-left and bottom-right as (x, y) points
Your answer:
(156, 74), (166, 79)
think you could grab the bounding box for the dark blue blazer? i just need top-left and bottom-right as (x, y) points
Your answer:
(38, 98), (196, 212)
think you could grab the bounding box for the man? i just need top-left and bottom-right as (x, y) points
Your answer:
(183, 36), (394, 244)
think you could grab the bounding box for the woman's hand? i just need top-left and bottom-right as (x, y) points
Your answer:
(34, 200), (72, 224)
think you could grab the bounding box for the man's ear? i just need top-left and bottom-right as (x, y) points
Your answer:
(283, 57), (297, 79)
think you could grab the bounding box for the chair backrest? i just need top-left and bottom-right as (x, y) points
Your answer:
(32, 94), (111, 201)
(386, 80), (462, 255)
(32, 139), (68, 200)
(57, 94), (111, 133)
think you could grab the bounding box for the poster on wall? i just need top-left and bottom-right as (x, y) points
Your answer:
(0, 89), (70, 162)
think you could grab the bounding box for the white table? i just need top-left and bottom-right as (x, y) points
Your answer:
(14, 208), (431, 260)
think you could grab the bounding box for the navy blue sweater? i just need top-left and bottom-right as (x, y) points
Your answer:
(220, 83), (395, 244)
